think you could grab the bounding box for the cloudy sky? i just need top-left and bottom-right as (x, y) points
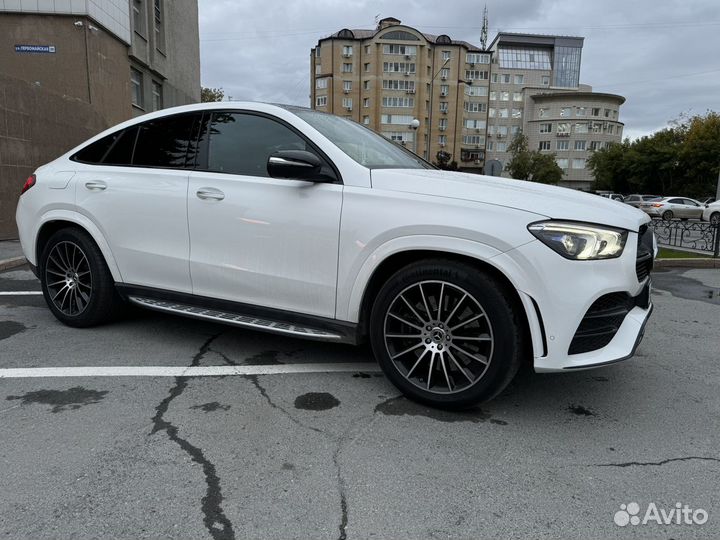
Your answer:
(198, 0), (720, 140)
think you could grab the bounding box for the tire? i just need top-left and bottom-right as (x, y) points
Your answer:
(662, 210), (674, 221)
(39, 227), (121, 327)
(710, 212), (720, 226)
(369, 260), (524, 409)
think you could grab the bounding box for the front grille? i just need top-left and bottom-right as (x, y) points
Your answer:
(568, 292), (634, 355)
(636, 225), (654, 282)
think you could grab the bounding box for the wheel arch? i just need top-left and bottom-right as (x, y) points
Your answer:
(34, 211), (123, 282)
(349, 241), (537, 363)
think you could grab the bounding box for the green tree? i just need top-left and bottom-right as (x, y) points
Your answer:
(201, 86), (225, 102)
(506, 133), (563, 184)
(587, 139), (632, 192)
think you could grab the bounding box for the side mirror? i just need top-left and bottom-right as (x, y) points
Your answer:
(267, 150), (323, 180)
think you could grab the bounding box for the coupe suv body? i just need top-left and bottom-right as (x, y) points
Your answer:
(16, 102), (656, 407)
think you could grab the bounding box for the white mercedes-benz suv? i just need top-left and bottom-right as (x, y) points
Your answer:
(15, 102), (656, 408)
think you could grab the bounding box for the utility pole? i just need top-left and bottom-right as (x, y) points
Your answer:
(425, 57), (451, 162)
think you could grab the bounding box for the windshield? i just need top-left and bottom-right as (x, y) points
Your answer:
(285, 107), (432, 170)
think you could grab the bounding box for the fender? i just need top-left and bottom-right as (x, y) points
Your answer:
(33, 209), (124, 282)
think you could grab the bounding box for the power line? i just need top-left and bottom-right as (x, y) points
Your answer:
(596, 67), (720, 89)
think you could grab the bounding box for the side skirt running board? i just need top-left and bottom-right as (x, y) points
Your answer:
(128, 296), (346, 342)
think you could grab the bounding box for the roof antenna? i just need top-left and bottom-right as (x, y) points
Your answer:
(480, 4), (489, 50)
(374, 13), (381, 26)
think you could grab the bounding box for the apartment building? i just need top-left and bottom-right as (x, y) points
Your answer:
(311, 18), (625, 190)
(0, 1), (200, 238)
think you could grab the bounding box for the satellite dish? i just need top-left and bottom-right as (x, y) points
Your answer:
(485, 159), (503, 176)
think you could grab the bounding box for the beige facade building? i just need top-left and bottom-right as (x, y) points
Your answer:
(311, 18), (625, 190)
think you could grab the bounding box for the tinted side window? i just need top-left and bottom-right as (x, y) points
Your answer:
(668, 198), (683, 204)
(201, 112), (331, 179)
(103, 127), (138, 166)
(683, 199), (698, 206)
(72, 131), (123, 164)
(133, 113), (198, 168)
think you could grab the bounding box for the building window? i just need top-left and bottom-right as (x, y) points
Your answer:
(498, 108), (509, 118)
(556, 158), (569, 169)
(153, 0), (165, 52)
(496, 142), (507, 152)
(362, 116), (370, 125)
(131, 68), (144, 108)
(380, 114), (415, 124)
(500, 91), (509, 101)
(343, 80), (352, 92)
(151, 80), (162, 111)
(513, 92), (523, 102)
(576, 106), (586, 116)
(342, 97), (353, 109)
(591, 107), (600, 116)
(486, 141), (493, 150)
(541, 75), (550, 86)
(442, 50), (451, 61)
(439, 118), (448, 130)
(489, 91), (497, 101)
(539, 141), (551, 151)
(538, 108), (547, 118)
(364, 63), (371, 72)
(590, 141), (602, 151)
(363, 98), (370, 107)
(342, 45), (353, 57)
(440, 68), (450, 80)
(488, 108), (496, 118)
(575, 122), (589, 134)
(440, 84), (449, 96)
(383, 80), (415, 90)
(316, 78), (328, 89)
(364, 45), (370, 54)
(572, 158), (586, 169)
(511, 108), (522, 119)
(539, 123), (552, 133)
(383, 131), (414, 143)
(553, 46), (582, 87)
(575, 140), (586, 151)
(342, 63), (353, 73)
(498, 47), (552, 70)
(500, 74), (511, 84)
(464, 119), (485, 129)
(315, 48), (321, 57)
(439, 134), (447, 145)
(604, 108), (611, 117)
(383, 62), (416, 73)
(463, 102), (487, 113)
(465, 70), (488, 80)
(560, 107), (572, 117)
(132, 0), (145, 36)
(466, 53), (490, 64)
(363, 80), (369, 90)
(383, 44), (417, 55)
(591, 122), (603, 133)
(382, 97), (414, 108)
(556, 140), (569, 151)
(462, 135), (485, 145)
(465, 86), (488, 97)
(491, 73), (498, 83)
(315, 65), (322, 75)
(315, 96), (327, 107)
(607, 124), (614, 134)
(439, 102), (448, 113)
(514, 74), (524, 85)
(557, 122), (570, 134)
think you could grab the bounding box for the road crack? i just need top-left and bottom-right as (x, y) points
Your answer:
(150, 333), (235, 540)
(594, 456), (720, 468)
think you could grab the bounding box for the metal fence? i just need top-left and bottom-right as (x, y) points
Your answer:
(648, 219), (720, 257)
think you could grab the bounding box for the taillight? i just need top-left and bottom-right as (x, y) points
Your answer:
(651, 203), (664, 208)
(21, 174), (36, 195)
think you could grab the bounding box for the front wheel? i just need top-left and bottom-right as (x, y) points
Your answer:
(369, 260), (524, 409)
(40, 227), (121, 327)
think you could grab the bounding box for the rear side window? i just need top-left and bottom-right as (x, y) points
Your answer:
(103, 127), (138, 166)
(72, 131), (123, 164)
(668, 198), (683, 204)
(133, 114), (197, 168)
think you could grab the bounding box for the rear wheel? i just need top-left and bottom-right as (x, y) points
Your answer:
(40, 228), (121, 327)
(369, 260), (524, 409)
(710, 212), (720, 226)
(662, 210), (674, 220)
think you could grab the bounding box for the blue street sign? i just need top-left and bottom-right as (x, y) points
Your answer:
(15, 45), (56, 54)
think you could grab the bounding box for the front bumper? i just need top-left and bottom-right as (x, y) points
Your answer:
(492, 227), (654, 372)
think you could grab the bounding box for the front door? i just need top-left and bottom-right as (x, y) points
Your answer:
(187, 111), (342, 318)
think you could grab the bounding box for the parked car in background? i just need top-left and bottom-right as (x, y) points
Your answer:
(599, 193), (624, 202)
(15, 102), (656, 408)
(624, 194), (661, 208)
(639, 197), (705, 220)
(702, 201), (720, 225)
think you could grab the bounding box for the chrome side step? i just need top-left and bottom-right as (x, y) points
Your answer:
(128, 296), (344, 341)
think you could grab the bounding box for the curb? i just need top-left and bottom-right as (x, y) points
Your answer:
(0, 257), (27, 272)
(655, 258), (720, 269)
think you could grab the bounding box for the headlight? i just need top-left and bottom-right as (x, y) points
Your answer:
(528, 221), (628, 260)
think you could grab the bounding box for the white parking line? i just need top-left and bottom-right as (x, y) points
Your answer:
(0, 291), (43, 296)
(0, 363), (381, 379)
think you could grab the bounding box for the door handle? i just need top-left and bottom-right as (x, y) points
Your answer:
(196, 187), (225, 201)
(84, 181), (107, 191)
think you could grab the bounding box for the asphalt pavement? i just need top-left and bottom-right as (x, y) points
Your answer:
(0, 264), (719, 539)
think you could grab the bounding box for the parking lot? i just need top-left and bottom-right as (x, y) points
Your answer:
(1, 264), (719, 539)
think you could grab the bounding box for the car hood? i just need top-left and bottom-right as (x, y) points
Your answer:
(370, 169), (650, 231)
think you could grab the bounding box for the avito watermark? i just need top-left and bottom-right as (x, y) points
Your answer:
(614, 502), (708, 527)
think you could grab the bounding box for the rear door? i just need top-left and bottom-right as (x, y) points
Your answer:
(74, 113), (200, 292)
